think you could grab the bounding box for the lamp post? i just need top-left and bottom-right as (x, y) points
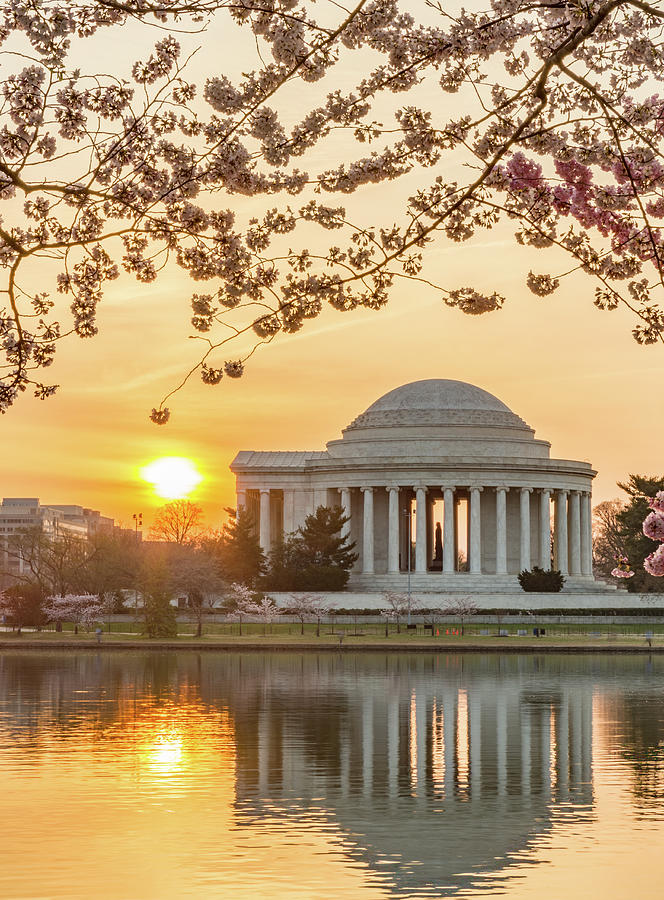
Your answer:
(403, 506), (412, 624)
(132, 513), (142, 614)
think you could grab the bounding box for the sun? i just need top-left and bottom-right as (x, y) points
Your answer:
(141, 457), (203, 499)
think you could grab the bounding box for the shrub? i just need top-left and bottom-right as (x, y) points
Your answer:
(518, 567), (565, 593)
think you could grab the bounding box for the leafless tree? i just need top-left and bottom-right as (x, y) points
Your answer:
(440, 596), (479, 636)
(1, 527), (91, 596)
(149, 500), (204, 544)
(169, 542), (224, 635)
(382, 590), (420, 634)
(593, 499), (626, 579)
(286, 592), (327, 636)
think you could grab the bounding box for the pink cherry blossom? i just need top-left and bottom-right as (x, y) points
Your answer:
(644, 544), (664, 578)
(647, 491), (664, 513)
(611, 568), (635, 579)
(0, 1), (663, 418)
(643, 510), (664, 542)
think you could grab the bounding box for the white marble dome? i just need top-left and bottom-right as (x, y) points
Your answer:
(347, 379), (531, 433)
(330, 378), (544, 461)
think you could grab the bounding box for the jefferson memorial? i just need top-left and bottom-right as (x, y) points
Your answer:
(232, 379), (613, 601)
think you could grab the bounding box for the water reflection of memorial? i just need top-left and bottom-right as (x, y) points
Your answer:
(2, 652), (663, 897)
(227, 655), (595, 895)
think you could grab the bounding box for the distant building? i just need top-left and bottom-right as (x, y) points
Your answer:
(0, 497), (117, 586)
(48, 505), (115, 536)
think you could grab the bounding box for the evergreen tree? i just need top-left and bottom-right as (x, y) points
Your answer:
(265, 537), (299, 592)
(0, 583), (45, 631)
(138, 551), (177, 638)
(210, 508), (266, 588)
(142, 588), (178, 638)
(616, 475), (664, 593)
(265, 506), (357, 591)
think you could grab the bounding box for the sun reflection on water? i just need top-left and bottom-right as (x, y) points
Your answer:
(147, 734), (184, 773)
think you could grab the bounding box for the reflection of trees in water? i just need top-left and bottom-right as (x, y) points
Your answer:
(609, 692), (664, 811)
(0, 652), (217, 753)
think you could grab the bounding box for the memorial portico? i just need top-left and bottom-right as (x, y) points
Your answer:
(231, 379), (603, 594)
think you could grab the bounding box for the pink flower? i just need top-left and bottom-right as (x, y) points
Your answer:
(647, 491), (664, 513)
(611, 552), (634, 578)
(643, 510), (664, 541)
(644, 544), (664, 577)
(505, 152), (544, 193)
(611, 568), (635, 578)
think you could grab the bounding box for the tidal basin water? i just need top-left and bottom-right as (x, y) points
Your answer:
(1, 652), (663, 899)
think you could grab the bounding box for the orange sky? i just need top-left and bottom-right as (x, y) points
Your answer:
(1, 9), (662, 532)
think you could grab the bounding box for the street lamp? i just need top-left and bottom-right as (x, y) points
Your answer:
(403, 505), (413, 624)
(132, 512), (142, 614)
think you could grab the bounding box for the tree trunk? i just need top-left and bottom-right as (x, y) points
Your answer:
(385, 619), (389, 637)
(300, 619), (304, 636)
(196, 620), (202, 637)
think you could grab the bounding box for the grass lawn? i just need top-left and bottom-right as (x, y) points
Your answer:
(1, 620), (662, 649)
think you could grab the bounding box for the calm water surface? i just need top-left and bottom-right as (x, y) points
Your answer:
(0, 651), (663, 899)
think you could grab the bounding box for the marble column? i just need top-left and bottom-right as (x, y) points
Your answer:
(362, 695), (373, 797)
(361, 487), (375, 575)
(443, 690), (457, 797)
(521, 709), (532, 795)
(569, 490), (581, 576)
(415, 486), (427, 574)
(541, 706), (552, 798)
(236, 489), (247, 514)
(340, 487), (352, 540)
(443, 486), (456, 574)
(496, 693), (507, 796)
(416, 690), (426, 799)
(555, 490), (569, 575)
(283, 489), (295, 536)
(519, 488), (532, 571)
(580, 491), (593, 576)
(557, 695), (570, 792)
(387, 697), (399, 799)
(387, 486), (400, 574)
(470, 694), (482, 797)
(495, 486), (507, 574)
(401, 496), (412, 572)
(259, 489), (271, 553)
(469, 487), (482, 574)
(539, 489), (551, 569)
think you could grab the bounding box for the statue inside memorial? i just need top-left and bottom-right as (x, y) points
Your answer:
(433, 521), (443, 571)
